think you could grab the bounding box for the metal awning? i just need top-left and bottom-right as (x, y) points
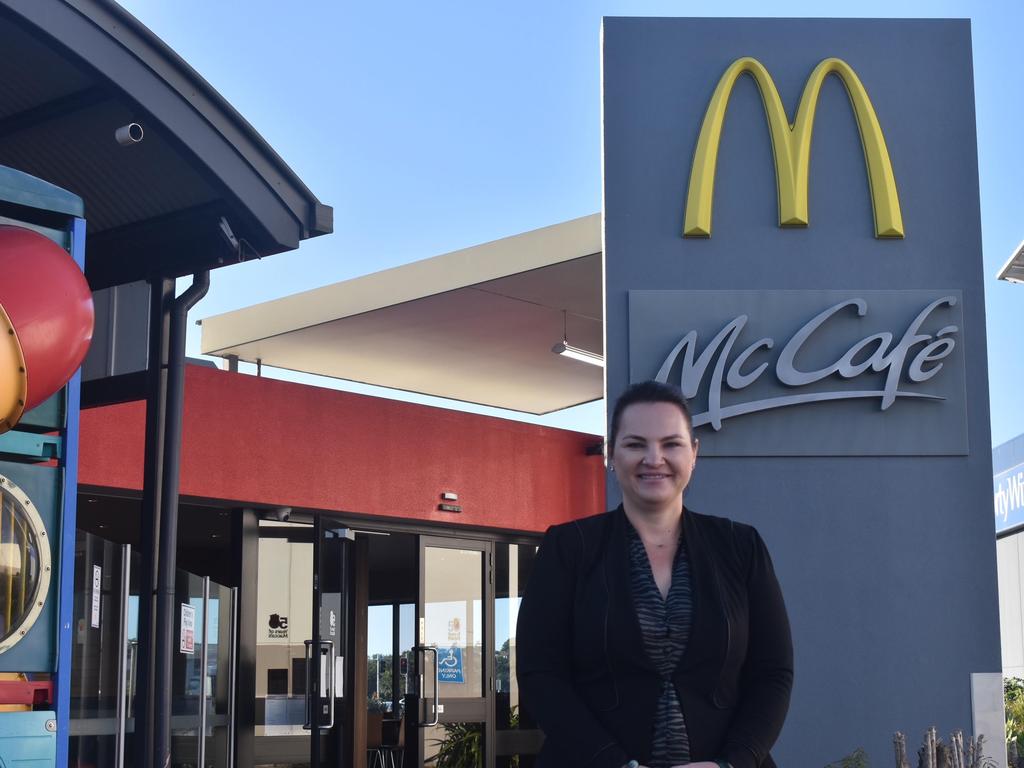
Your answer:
(201, 214), (603, 414)
(0, 0), (332, 290)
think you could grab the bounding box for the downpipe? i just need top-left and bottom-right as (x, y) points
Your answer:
(152, 271), (210, 768)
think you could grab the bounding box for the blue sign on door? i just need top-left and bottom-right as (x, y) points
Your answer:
(437, 646), (464, 683)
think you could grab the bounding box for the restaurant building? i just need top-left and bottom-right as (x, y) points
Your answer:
(72, 216), (607, 768)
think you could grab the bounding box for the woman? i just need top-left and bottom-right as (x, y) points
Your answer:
(516, 381), (792, 768)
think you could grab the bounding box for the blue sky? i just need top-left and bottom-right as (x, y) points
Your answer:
(119, 1), (1024, 446)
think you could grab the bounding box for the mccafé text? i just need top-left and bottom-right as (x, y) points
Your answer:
(655, 296), (959, 430)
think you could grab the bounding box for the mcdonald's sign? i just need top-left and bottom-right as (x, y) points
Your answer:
(605, 19), (993, 768)
(683, 57), (904, 239)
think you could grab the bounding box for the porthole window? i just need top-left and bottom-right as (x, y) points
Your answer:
(0, 474), (51, 654)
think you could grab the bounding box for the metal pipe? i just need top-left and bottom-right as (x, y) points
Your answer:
(227, 586), (238, 768)
(115, 544), (131, 768)
(153, 271), (210, 768)
(198, 576), (210, 768)
(136, 276), (173, 768)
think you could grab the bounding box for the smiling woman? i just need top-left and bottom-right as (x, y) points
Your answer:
(516, 381), (793, 768)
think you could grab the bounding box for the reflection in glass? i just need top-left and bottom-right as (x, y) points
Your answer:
(495, 543), (540, 768)
(398, 602), (414, 702)
(367, 603), (393, 711)
(367, 601), (415, 720)
(0, 484), (43, 644)
(423, 547), (483, 699)
(68, 532), (126, 768)
(255, 531), (312, 739)
(204, 582), (234, 766)
(170, 573), (205, 767)
(424, 721), (484, 768)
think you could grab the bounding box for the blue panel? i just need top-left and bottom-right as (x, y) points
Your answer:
(0, 431), (61, 462)
(0, 711), (56, 767)
(54, 216), (86, 768)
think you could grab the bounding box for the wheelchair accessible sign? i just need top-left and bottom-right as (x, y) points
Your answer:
(437, 647), (464, 683)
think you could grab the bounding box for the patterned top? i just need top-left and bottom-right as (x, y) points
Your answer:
(627, 522), (693, 768)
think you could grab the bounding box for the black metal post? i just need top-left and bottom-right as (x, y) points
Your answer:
(311, 514), (323, 767)
(136, 276), (174, 768)
(233, 508), (259, 768)
(153, 271), (210, 767)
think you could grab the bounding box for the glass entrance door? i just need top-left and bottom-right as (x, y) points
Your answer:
(69, 530), (236, 768)
(310, 517), (353, 767)
(412, 537), (491, 768)
(254, 516), (352, 768)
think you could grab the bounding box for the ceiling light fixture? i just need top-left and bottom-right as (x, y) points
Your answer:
(552, 310), (604, 367)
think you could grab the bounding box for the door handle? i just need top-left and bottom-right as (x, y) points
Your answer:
(303, 640), (314, 730)
(303, 639), (336, 731)
(414, 645), (439, 727)
(322, 639), (336, 730)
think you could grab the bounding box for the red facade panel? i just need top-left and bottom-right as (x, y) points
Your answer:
(79, 366), (606, 532)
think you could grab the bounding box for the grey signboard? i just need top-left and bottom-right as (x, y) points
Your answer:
(604, 17), (1001, 767)
(629, 289), (968, 455)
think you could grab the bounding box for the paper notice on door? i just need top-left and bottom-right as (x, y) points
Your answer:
(90, 565), (101, 628)
(180, 603), (196, 654)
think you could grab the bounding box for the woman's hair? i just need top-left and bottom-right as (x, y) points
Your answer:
(608, 380), (694, 456)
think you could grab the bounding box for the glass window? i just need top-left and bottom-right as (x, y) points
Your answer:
(423, 547), (484, 699)
(0, 476), (50, 650)
(367, 603), (394, 711)
(494, 542), (540, 768)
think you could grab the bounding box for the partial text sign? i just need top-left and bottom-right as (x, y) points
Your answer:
(995, 462), (1024, 534)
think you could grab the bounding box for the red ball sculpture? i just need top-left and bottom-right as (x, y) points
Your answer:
(0, 225), (94, 432)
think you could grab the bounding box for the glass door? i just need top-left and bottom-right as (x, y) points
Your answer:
(254, 520), (313, 765)
(68, 532), (131, 768)
(412, 537), (491, 768)
(309, 516), (353, 767)
(254, 516), (352, 768)
(70, 530), (236, 768)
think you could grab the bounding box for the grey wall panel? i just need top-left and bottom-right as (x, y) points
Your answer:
(82, 280), (150, 380)
(603, 18), (1000, 766)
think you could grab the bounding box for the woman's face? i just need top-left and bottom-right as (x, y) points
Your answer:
(611, 401), (698, 514)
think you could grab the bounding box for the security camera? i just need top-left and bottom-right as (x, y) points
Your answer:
(115, 123), (144, 146)
(274, 507), (292, 522)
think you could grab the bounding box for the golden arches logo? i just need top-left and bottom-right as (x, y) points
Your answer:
(683, 57), (904, 239)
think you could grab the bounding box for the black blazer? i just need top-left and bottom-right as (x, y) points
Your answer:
(516, 506), (792, 768)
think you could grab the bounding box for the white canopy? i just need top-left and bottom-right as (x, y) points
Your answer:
(200, 214), (603, 414)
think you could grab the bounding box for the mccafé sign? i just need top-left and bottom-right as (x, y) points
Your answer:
(654, 295), (957, 430)
(628, 290), (968, 457)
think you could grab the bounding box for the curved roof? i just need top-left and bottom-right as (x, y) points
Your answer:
(0, 0), (331, 289)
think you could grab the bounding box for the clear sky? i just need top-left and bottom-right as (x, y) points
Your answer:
(118, 0), (1024, 447)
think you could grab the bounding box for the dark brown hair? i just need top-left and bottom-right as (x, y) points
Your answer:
(608, 380), (694, 456)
